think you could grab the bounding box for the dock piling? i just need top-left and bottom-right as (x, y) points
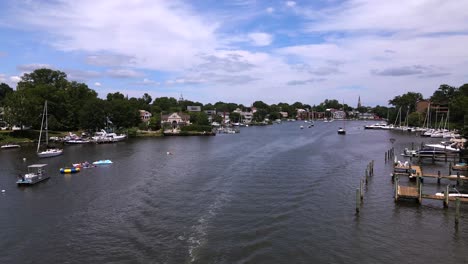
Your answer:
(356, 188), (360, 213)
(437, 171), (441, 184)
(455, 198), (461, 225)
(457, 172), (461, 186)
(394, 175), (399, 202)
(444, 185), (449, 208)
(449, 161), (452, 175)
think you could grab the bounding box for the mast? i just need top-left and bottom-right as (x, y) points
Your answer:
(45, 101), (48, 146)
(37, 101), (46, 153)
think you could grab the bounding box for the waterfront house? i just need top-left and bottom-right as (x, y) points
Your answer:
(161, 112), (191, 129)
(333, 110), (346, 119)
(139, 110), (152, 124)
(279, 111), (288, 118)
(187, 106), (202, 112)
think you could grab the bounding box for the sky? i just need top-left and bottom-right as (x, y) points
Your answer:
(0, 0), (467, 107)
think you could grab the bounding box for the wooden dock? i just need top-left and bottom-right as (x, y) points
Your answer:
(393, 165), (467, 182)
(394, 175), (468, 207)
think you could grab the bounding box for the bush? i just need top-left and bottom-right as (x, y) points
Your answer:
(180, 125), (212, 132)
(126, 127), (138, 138)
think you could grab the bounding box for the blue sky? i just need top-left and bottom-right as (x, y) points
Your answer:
(0, 0), (467, 106)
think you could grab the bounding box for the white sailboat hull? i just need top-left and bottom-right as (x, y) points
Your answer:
(37, 149), (63, 158)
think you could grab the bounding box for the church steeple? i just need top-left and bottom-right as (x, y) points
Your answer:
(357, 95), (361, 108)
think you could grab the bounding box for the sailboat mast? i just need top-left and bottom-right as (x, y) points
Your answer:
(45, 101), (48, 146)
(37, 101), (46, 153)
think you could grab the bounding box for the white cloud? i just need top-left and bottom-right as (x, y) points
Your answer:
(11, 0), (219, 71)
(106, 69), (144, 78)
(286, 1), (296, 7)
(17, 63), (53, 72)
(248, 32), (273, 46)
(306, 0), (468, 35)
(266, 7), (274, 13)
(94, 82), (101, 86)
(10, 76), (21, 83)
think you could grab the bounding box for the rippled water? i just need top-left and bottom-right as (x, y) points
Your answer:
(1, 121), (467, 264)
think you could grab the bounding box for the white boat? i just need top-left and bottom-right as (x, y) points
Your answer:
(1, 144), (20, 149)
(92, 129), (127, 143)
(92, 159), (113, 165)
(65, 139), (91, 144)
(37, 101), (63, 158)
(424, 142), (460, 152)
(17, 164), (49, 185)
(300, 125), (304, 129)
(337, 127), (346, 134)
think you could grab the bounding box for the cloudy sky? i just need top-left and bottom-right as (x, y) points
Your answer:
(0, 0), (467, 106)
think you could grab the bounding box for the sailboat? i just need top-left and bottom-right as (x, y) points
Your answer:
(37, 101), (63, 158)
(337, 100), (346, 135)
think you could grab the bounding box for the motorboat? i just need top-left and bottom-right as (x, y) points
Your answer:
(337, 127), (346, 135)
(92, 129), (126, 143)
(424, 142), (460, 153)
(92, 160), (113, 165)
(65, 138), (91, 144)
(402, 148), (417, 157)
(17, 164), (49, 185)
(1, 144), (20, 149)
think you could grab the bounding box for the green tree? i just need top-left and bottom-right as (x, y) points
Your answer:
(252, 101), (269, 111)
(388, 92), (423, 113)
(0, 83), (13, 106)
(229, 112), (241, 123)
(153, 97), (178, 112)
(189, 112), (209, 125)
(253, 109), (268, 122)
(148, 115), (161, 131)
(78, 98), (107, 130)
(431, 84), (458, 105)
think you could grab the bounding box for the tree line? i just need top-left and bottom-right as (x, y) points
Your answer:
(0, 68), (466, 133)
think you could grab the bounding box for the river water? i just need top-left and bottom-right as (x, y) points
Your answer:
(1, 121), (467, 264)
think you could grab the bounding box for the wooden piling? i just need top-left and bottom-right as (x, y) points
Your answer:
(455, 198), (460, 225)
(418, 178), (423, 204)
(394, 175), (399, 202)
(449, 161), (452, 175)
(437, 170), (441, 184)
(360, 179), (364, 200)
(356, 188), (360, 213)
(444, 185), (449, 208)
(457, 172), (460, 186)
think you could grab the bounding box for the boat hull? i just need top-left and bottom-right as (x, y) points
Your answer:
(37, 149), (63, 158)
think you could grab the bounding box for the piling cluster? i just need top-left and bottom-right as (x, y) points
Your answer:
(356, 160), (374, 214)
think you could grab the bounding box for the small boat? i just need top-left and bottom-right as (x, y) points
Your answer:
(65, 138), (90, 144)
(17, 164), (49, 185)
(1, 144), (20, 149)
(73, 161), (94, 168)
(300, 125), (304, 129)
(453, 163), (468, 171)
(60, 167), (80, 174)
(402, 148), (417, 157)
(337, 127), (346, 135)
(92, 160), (113, 165)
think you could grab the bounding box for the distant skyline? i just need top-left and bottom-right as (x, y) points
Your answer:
(0, 0), (467, 106)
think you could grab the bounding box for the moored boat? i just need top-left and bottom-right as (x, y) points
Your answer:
(1, 144), (20, 149)
(17, 164), (49, 185)
(92, 159), (113, 165)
